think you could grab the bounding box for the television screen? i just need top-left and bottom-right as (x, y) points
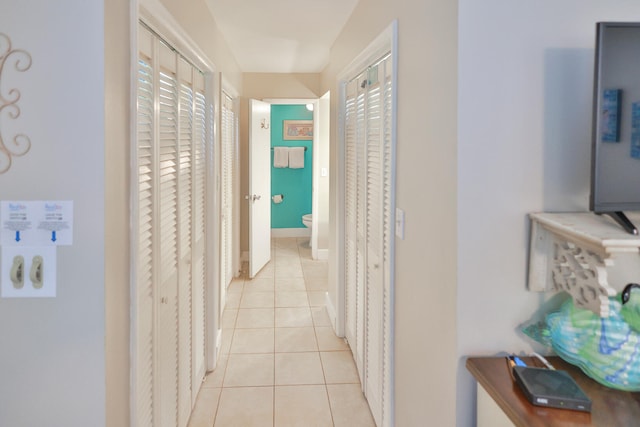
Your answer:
(590, 22), (640, 233)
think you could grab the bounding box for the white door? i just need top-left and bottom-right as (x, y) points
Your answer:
(135, 23), (212, 427)
(248, 99), (271, 278)
(157, 40), (180, 427)
(341, 42), (395, 427)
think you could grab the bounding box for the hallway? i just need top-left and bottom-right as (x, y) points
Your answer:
(187, 237), (376, 426)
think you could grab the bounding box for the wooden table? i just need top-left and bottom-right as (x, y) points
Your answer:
(466, 356), (640, 426)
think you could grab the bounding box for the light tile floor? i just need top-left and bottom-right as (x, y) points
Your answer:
(188, 237), (376, 427)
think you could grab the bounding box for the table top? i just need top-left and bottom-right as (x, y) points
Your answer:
(466, 356), (640, 427)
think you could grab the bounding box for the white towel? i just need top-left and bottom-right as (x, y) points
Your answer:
(273, 147), (289, 168)
(288, 147), (305, 169)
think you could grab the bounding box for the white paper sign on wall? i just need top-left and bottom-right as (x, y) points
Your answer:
(0, 200), (73, 246)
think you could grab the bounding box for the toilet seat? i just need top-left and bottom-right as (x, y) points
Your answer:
(302, 214), (312, 228)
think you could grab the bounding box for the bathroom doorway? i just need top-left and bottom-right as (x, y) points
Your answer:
(254, 96), (330, 260)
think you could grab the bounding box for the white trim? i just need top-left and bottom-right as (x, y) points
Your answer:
(324, 291), (337, 331)
(271, 228), (311, 238)
(206, 67), (220, 374)
(336, 22), (397, 83)
(232, 96), (242, 279)
(216, 329), (223, 356)
(316, 249), (329, 260)
(129, 5), (140, 427)
(139, 0), (215, 72)
(264, 98), (317, 104)
(221, 75), (240, 99)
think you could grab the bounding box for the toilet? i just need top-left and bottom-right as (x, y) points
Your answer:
(302, 214), (312, 228)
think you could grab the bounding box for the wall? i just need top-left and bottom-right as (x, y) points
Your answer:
(243, 73), (321, 99)
(0, 1), (107, 425)
(322, 0), (458, 425)
(270, 105), (313, 229)
(2, 1), (247, 425)
(457, 1), (640, 426)
(105, 0), (131, 425)
(161, 0), (243, 92)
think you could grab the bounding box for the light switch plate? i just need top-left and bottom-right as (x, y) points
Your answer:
(1, 246), (56, 297)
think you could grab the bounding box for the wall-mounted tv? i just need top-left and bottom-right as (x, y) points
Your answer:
(590, 22), (640, 234)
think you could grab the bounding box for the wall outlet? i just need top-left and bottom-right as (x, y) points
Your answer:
(1, 246), (56, 298)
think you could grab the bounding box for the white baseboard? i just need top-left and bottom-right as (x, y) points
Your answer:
(316, 249), (328, 260)
(271, 228), (311, 238)
(324, 291), (337, 331)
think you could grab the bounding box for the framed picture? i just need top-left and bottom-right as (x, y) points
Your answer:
(283, 120), (313, 140)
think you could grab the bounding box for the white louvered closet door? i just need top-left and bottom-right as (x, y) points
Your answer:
(343, 53), (394, 427)
(345, 77), (366, 383)
(192, 76), (208, 394)
(157, 40), (180, 427)
(136, 27), (155, 427)
(220, 92), (236, 298)
(380, 59), (394, 427)
(177, 58), (194, 427)
(135, 22), (211, 427)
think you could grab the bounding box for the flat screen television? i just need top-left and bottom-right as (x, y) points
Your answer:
(590, 22), (640, 234)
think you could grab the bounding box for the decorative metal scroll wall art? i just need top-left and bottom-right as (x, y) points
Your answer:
(0, 33), (32, 174)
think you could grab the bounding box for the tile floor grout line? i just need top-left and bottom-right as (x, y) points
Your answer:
(203, 238), (372, 427)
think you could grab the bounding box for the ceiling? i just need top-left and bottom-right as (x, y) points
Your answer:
(205, 0), (359, 73)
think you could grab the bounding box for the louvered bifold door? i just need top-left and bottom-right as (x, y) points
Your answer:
(380, 56), (394, 427)
(220, 93), (235, 300)
(177, 58), (194, 427)
(344, 78), (357, 363)
(345, 78), (365, 380)
(342, 52), (394, 427)
(135, 25), (155, 427)
(157, 40), (180, 427)
(135, 22), (212, 427)
(363, 55), (393, 427)
(354, 75), (368, 384)
(364, 62), (384, 427)
(191, 75), (208, 391)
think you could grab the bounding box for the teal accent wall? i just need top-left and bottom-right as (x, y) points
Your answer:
(271, 105), (313, 228)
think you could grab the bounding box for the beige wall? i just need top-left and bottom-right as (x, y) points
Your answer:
(160, 0), (243, 91)
(322, 0), (458, 425)
(105, 1), (131, 426)
(1, 1), (109, 425)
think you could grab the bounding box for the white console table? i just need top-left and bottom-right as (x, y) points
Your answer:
(528, 212), (640, 316)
